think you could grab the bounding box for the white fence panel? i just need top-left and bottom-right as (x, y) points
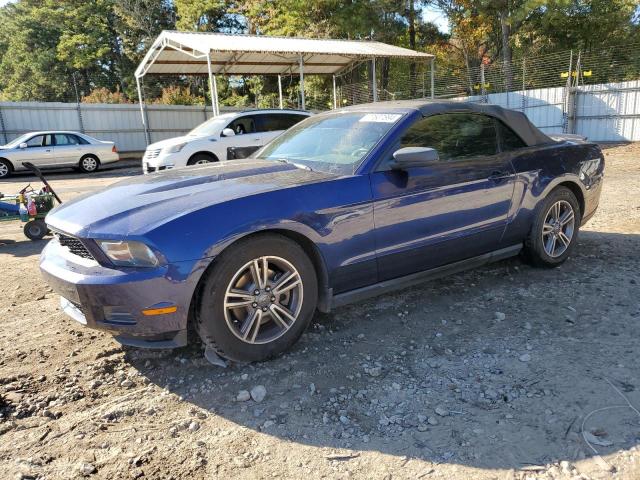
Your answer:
(80, 104), (147, 152)
(0, 102), (82, 142)
(0, 102), (225, 153)
(575, 80), (640, 141)
(146, 104), (212, 144)
(459, 82), (639, 141)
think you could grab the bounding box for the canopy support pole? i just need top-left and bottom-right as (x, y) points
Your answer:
(206, 52), (219, 116)
(278, 75), (283, 109)
(332, 75), (337, 109)
(371, 58), (378, 102)
(213, 75), (219, 116)
(430, 57), (435, 99)
(136, 76), (150, 145)
(299, 54), (305, 110)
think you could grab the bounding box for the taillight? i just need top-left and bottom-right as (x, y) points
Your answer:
(112, 145), (118, 153)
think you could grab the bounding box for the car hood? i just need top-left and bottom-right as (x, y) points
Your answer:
(45, 159), (335, 238)
(146, 135), (208, 150)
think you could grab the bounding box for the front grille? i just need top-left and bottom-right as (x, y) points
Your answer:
(56, 233), (95, 261)
(144, 164), (171, 174)
(144, 148), (161, 160)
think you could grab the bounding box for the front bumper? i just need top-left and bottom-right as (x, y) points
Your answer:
(142, 150), (182, 174)
(40, 238), (200, 348)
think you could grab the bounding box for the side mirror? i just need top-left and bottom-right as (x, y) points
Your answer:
(221, 128), (235, 137)
(19, 143), (28, 149)
(391, 147), (439, 169)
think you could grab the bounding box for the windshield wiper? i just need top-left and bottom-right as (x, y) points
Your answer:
(273, 158), (313, 171)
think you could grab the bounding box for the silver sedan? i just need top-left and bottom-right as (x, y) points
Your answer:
(0, 131), (120, 178)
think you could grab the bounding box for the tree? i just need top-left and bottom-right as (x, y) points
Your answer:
(0, 0), (176, 102)
(174, 0), (239, 32)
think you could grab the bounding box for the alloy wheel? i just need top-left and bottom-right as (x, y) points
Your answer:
(0, 163), (9, 177)
(223, 256), (303, 344)
(82, 157), (98, 171)
(194, 159), (211, 165)
(542, 199), (575, 258)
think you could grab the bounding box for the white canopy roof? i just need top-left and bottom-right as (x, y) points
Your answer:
(135, 31), (433, 78)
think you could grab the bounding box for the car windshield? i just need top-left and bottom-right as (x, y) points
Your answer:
(4, 133), (32, 148)
(188, 113), (237, 137)
(254, 111), (404, 175)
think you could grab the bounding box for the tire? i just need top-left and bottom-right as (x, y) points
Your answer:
(78, 155), (100, 173)
(524, 186), (581, 267)
(24, 219), (48, 241)
(187, 153), (217, 166)
(0, 159), (13, 179)
(195, 234), (318, 363)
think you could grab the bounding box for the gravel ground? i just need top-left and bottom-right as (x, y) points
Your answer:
(0, 145), (639, 480)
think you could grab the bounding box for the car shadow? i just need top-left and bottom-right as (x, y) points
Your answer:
(0, 158), (142, 183)
(0, 236), (49, 256)
(123, 229), (640, 471)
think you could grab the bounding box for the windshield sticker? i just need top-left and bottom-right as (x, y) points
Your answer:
(359, 113), (402, 123)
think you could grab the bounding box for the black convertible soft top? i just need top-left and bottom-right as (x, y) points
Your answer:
(345, 99), (553, 147)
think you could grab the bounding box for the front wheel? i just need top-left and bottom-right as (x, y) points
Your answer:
(187, 153), (216, 166)
(524, 186), (581, 267)
(195, 234), (318, 363)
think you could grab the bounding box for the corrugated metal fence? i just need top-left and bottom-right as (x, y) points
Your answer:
(0, 102), (229, 153)
(463, 79), (640, 141)
(0, 79), (638, 152)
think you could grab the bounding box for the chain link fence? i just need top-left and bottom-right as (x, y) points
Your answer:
(1, 42), (640, 145)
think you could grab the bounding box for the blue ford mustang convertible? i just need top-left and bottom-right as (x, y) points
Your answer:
(40, 100), (604, 362)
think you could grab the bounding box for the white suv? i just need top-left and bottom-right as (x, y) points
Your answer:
(142, 109), (310, 173)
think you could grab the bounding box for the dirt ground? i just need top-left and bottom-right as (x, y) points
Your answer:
(0, 145), (639, 480)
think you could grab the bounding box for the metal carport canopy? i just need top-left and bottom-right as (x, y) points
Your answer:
(134, 31), (434, 143)
(135, 31), (433, 77)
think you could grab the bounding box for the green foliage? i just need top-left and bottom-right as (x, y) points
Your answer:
(174, 0), (239, 31)
(0, 0), (175, 102)
(82, 87), (130, 103)
(0, 0), (637, 104)
(153, 86), (204, 105)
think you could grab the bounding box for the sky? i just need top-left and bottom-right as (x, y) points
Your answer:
(422, 4), (451, 33)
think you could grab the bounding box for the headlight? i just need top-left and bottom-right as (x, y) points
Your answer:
(163, 143), (187, 154)
(97, 240), (159, 267)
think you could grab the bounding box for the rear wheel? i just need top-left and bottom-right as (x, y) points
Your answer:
(78, 155), (100, 173)
(24, 219), (48, 241)
(187, 153), (217, 166)
(524, 186), (581, 267)
(195, 234), (318, 362)
(0, 159), (12, 179)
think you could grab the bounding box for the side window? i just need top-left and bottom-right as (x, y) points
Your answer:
(255, 114), (281, 132)
(282, 114), (308, 129)
(496, 120), (526, 151)
(54, 134), (76, 146)
(226, 116), (255, 135)
(25, 135), (45, 148)
(74, 135), (89, 145)
(400, 113), (498, 161)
